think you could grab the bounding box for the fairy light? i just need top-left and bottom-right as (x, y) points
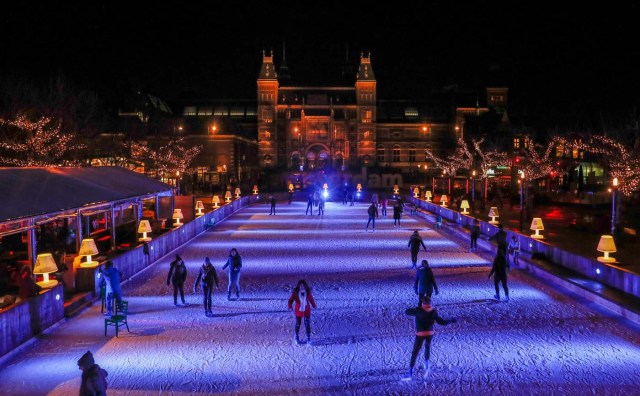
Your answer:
(131, 137), (202, 177)
(0, 115), (85, 166)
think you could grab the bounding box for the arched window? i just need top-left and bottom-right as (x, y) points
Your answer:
(377, 145), (385, 163)
(263, 155), (272, 166)
(392, 145), (401, 162)
(408, 145), (416, 162)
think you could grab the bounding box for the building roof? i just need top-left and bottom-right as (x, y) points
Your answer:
(0, 167), (173, 223)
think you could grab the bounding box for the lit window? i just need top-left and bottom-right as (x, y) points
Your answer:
(183, 106), (197, 116)
(197, 107), (212, 116)
(364, 131), (370, 138)
(556, 145), (564, 157)
(404, 107), (419, 118)
(264, 131), (271, 139)
(230, 108), (244, 117)
(513, 138), (520, 149)
(572, 147), (579, 159)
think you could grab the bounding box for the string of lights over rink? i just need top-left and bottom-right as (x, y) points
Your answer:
(1, 201), (640, 395)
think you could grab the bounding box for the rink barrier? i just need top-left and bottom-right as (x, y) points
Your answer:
(77, 196), (253, 310)
(0, 283), (64, 358)
(411, 197), (640, 299)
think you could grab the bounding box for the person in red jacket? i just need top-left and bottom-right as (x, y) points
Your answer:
(287, 279), (316, 345)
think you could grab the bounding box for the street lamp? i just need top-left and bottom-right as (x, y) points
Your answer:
(519, 172), (525, 232)
(611, 177), (618, 235)
(471, 170), (476, 201)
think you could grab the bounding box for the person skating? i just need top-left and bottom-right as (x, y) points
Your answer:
(287, 279), (316, 345)
(167, 254), (188, 306)
(470, 218), (480, 252)
(488, 249), (510, 301)
(393, 202), (403, 227)
(194, 257), (219, 316)
(414, 260), (439, 305)
(381, 198), (388, 217)
(222, 248), (242, 300)
(508, 235), (520, 265)
(402, 296), (456, 381)
(269, 195), (277, 215)
(318, 196), (325, 216)
(366, 202), (378, 232)
(305, 193), (314, 215)
(408, 230), (427, 267)
(490, 223), (508, 255)
(100, 261), (122, 316)
(77, 350), (108, 396)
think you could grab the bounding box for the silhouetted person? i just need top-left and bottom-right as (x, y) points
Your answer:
(408, 231), (427, 268)
(489, 249), (510, 301)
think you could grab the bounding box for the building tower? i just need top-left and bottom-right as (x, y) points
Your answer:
(355, 52), (376, 166)
(257, 50), (279, 168)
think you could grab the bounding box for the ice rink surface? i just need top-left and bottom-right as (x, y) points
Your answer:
(1, 201), (639, 395)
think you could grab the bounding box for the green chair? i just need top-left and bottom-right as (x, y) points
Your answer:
(105, 300), (129, 337)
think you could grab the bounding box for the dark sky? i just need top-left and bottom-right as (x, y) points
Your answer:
(2, 1), (639, 126)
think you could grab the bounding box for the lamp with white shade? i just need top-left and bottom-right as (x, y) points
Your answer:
(79, 238), (100, 268)
(137, 220), (152, 242)
(235, 188), (241, 198)
(172, 208), (184, 227)
(530, 217), (545, 239)
(225, 191), (232, 203)
(212, 195), (220, 208)
(425, 191), (432, 202)
(393, 184), (399, 194)
(596, 235), (617, 263)
(288, 183), (294, 192)
(33, 253), (59, 288)
(195, 201), (205, 216)
(460, 200), (470, 214)
(253, 185), (259, 194)
(488, 207), (500, 224)
(413, 187), (420, 198)
(356, 183), (362, 192)
(440, 195), (448, 207)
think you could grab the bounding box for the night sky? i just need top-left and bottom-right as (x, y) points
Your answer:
(2, 2), (639, 126)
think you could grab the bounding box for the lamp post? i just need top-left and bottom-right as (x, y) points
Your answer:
(611, 177), (618, 235)
(471, 170), (476, 201)
(519, 172), (525, 232)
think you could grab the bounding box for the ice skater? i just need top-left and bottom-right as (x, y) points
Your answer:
(194, 257), (219, 316)
(491, 223), (508, 255)
(269, 195), (277, 215)
(318, 196), (325, 216)
(366, 202), (378, 231)
(402, 296), (456, 381)
(222, 248), (242, 300)
(393, 202), (403, 226)
(408, 230), (427, 268)
(414, 260), (439, 304)
(166, 254), (188, 306)
(469, 218), (480, 252)
(306, 193), (314, 215)
(488, 249), (510, 301)
(100, 261), (122, 316)
(287, 279), (316, 345)
(77, 350), (108, 395)
(381, 198), (388, 217)
(508, 235), (520, 265)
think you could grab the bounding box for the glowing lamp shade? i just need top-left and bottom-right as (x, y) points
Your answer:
(323, 183), (328, 191)
(212, 195), (220, 207)
(440, 195), (448, 207)
(596, 235), (617, 263)
(172, 208), (184, 227)
(288, 183), (294, 192)
(253, 185), (259, 194)
(460, 200), (470, 214)
(137, 220), (152, 242)
(425, 191), (432, 201)
(530, 217), (545, 239)
(225, 191), (232, 203)
(195, 200), (205, 216)
(234, 188), (241, 198)
(356, 183), (362, 192)
(33, 253), (59, 288)
(413, 187), (420, 198)
(78, 238), (100, 268)
(393, 184), (399, 194)
(488, 207), (500, 224)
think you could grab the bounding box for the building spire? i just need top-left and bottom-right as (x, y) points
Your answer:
(258, 50), (277, 81)
(278, 41), (291, 85)
(356, 50), (375, 81)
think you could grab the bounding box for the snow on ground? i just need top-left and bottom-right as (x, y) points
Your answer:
(1, 201), (640, 395)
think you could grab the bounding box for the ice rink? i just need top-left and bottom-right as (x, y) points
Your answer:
(1, 200), (639, 395)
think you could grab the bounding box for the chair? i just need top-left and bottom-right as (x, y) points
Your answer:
(105, 300), (129, 337)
